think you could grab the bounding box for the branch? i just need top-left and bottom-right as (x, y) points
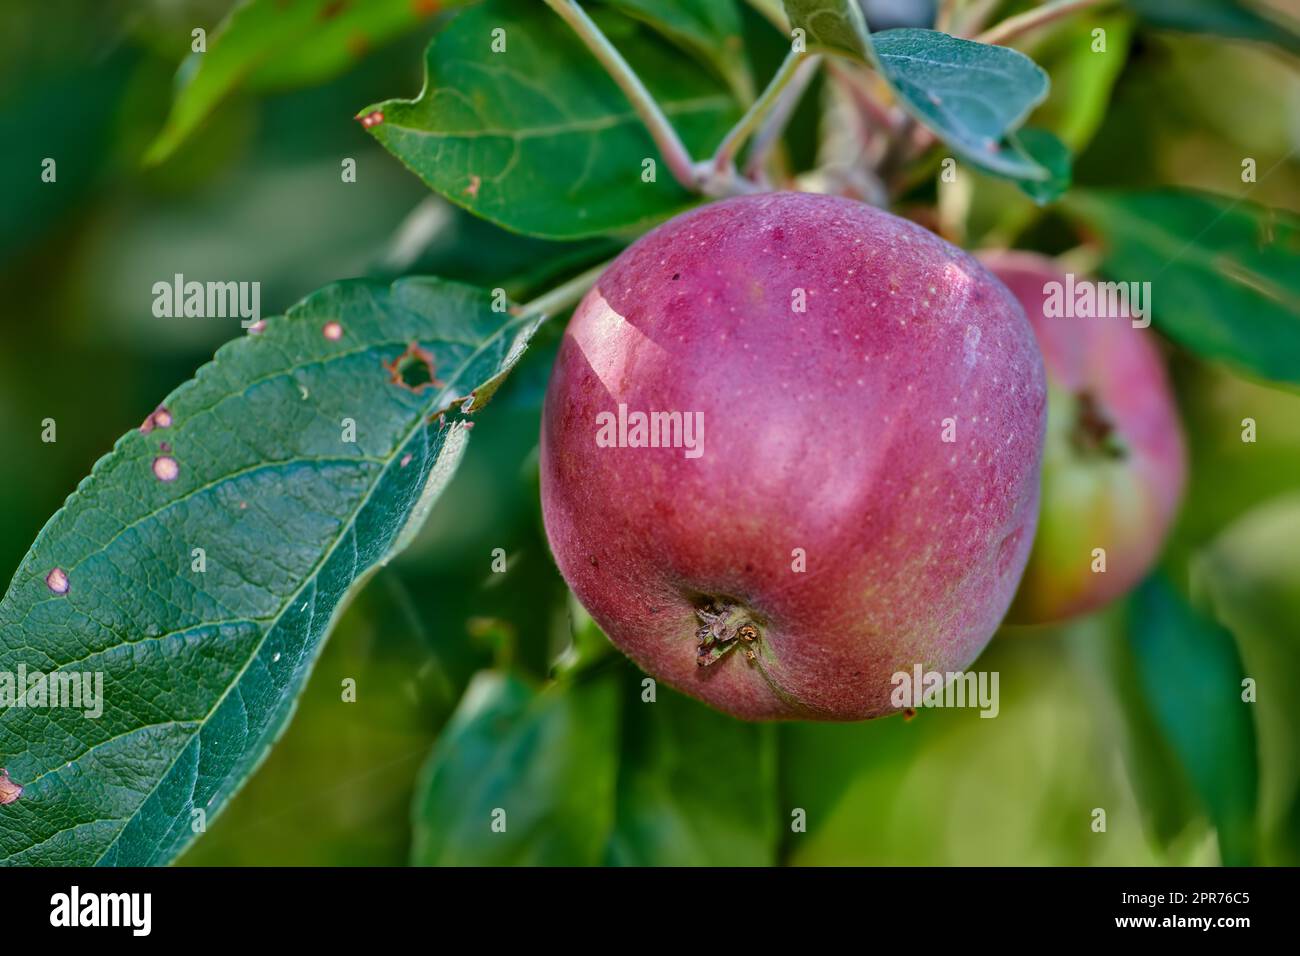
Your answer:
(977, 0), (1115, 46)
(542, 0), (699, 192)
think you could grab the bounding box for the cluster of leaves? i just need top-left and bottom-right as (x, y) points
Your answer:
(1, 0), (1298, 866)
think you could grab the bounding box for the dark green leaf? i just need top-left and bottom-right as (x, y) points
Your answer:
(364, 0), (740, 239)
(1066, 189), (1300, 385)
(0, 277), (540, 865)
(872, 29), (1050, 180)
(1127, 574), (1259, 865)
(781, 7), (1052, 181)
(606, 669), (778, 866)
(145, 0), (454, 164)
(1126, 0), (1300, 56)
(410, 670), (620, 865)
(606, 0), (754, 99)
(1009, 127), (1072, 204)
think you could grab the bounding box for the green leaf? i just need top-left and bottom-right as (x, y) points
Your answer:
(364, 1), (740, 239)
(1126, 0), (1300, 56)
(781, 6), (1052, 181)
(0, 277), (541, 866)
(607, 0), (754, 100)
(782, 628), (1170, 865)
(1008, 127), (1072, 204)
(782, 0), (872, 57)
(145, 0), (452, 165)
(1127, 574), (1259, 865)
(1024, 11), (1132, 155)
(872, 29), (1050, 180)
(1066, 189), (1300, 386)
(1194, 493), (1300, 864)
(410, 670), (620, 865)
(606, 670), (778, 866)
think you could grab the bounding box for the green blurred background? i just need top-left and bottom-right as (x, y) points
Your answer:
(1, 0), (1298, 865)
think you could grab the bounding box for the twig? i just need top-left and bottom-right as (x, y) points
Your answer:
(953, 0), (1003, 37)
(542, 0), (699, 192)
(977, 0), (1115, 46)
(711, 49), (809, 174)
(742, 54), (822, 180)
(936, 0), (961, 33)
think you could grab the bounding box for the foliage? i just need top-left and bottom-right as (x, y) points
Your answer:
(0, 0), (1296, 866)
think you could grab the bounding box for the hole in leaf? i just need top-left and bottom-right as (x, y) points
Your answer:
(384, 342), (444, 394)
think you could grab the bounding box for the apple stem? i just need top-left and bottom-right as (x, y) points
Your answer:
(518, 261), (610, 322)
(695, 599), (763, 667)
(542, 0), (700, 194)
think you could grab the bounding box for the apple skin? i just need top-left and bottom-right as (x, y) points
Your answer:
(541, 193), (1046, 720)
(979, 251), (1187, 624)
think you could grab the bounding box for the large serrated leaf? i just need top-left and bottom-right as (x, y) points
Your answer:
(362, 0), (740, 239)
(0, 277), (540, 866)
(1066, 189), (1300, 386)
(145, 0), (455, 165)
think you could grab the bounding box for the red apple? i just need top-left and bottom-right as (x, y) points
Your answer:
(541, 193), (1046, 720)
(979, 251), (1187, 623)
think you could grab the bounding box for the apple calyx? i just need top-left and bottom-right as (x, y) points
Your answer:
(694, 600), (763, 668)
(1068, 390), (1128, 460)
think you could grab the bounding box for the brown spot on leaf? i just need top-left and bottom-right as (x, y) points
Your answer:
(400, 453), (413, 468)
(464, 174), (481, 199)
(153, 456), (180, 482)
(411, 0), (440, 15)
(0, 769), (22, 806)
(140, 406), (173, 434)
(323, 321), (344, 341)
(319, 0), (348, 19)
(45, 567), (69, 595)
(346, 32), (370, 57)
(358, 110), (384, 129)
(903, 707), (917, 721)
